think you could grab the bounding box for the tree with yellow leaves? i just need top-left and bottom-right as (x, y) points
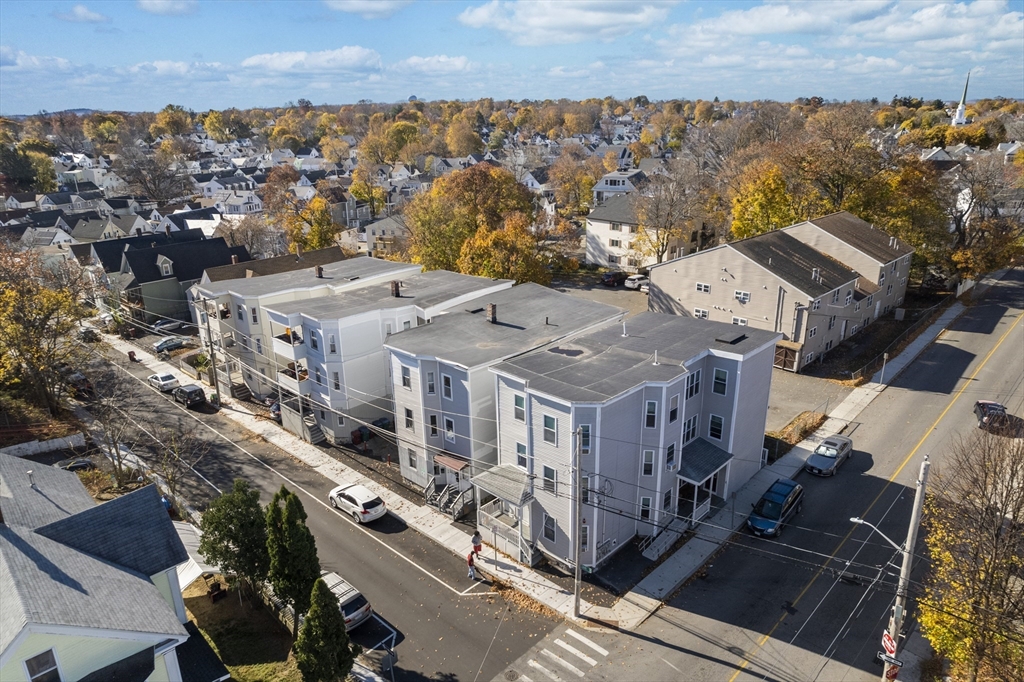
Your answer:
(730, 160), (798, 239)
(457, 212), (551, 285)
(350, 164), (388, 218)
(283, 196), (341, 253)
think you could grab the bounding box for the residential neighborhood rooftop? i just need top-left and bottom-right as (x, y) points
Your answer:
(795, 211), (914, 264)
(587, 193), (638, 225)
(203, 245), (351, 281)
(729, 231), (861, 298)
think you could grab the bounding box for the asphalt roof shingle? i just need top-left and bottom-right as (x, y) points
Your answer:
(587, 193), (638, 225)
(730, 231), (860, 298)
(123, 237), (250, 284)
(799, 211), (913, 265)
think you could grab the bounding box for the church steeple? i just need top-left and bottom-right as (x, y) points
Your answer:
(952, 71), (970, 126)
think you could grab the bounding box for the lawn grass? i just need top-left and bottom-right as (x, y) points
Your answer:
(183, 576), (300, 682)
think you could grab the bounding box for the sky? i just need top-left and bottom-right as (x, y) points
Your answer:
(0, 0), (1021, 114)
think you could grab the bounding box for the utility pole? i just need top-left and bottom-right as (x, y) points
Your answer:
(199, 297), (222, 405)
(883, 455), (930, 682)
(573, 426), (583, 619)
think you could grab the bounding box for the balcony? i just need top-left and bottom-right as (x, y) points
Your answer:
(277, 365), (309, 394)
(272, 330), (305, 362)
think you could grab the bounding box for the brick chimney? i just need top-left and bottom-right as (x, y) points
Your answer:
(231, 254), (239, 264)
(390, 280), (401, 297)
(135, 227), (143, 236)
(314, 265), (324, 278)
(486, 303), (497, 323)
(295, 243), (303, 259)
(164, 224), (171, 236)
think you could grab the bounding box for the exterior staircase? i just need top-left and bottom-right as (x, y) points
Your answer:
(426, 483), (449, 508)
(641, 517), (689, 561)
(437, 487), (460, 514)
(230, 383), (252, 401)
(302, 414), (326, 445)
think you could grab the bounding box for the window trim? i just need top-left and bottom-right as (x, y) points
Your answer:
(310, 332), (318, 350)
(543, 414), (557, 444)
(580, 424), (591, 454)
(404, 407), (413, 430)
(693, 307), (709, 319)
(640, 496), (652, 521)
(516, 442), (528, 469)
(401, 366), (411, 388)
(666, 442), (675, 469)
(543, 513), (556, 541)
(712, 368), (728, 396)
(444, 417), (455, 442)
(709, 414), (724, 441)
(407, 448), (417, 469)
(426, 371), (435, 395)
(251, 307), (258, 324)
(24, 648), (62, 682)
(695, 282), (710, 294)
(669, 394), (679, 423)
(441, 373), (452, 400)
(513, 394), (525, 422)
(641, 450), (654, 476)
(581, 476), (590, 505)
(645, 400), (657, 429)
(542, 465), (556, 494)
(429, 415), (438, 437)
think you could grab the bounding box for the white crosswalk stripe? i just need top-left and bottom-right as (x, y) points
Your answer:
(541, 648), (585, 677)
(564, 628), (609, 657)
(554, 638), (597, 666)
(527, 659), (560, 681)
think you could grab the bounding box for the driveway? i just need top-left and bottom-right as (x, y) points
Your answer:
(551, 274), (650, 317)
(766, 368), (853, 432)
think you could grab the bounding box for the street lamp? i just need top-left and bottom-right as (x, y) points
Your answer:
(849, 517), (903, 552)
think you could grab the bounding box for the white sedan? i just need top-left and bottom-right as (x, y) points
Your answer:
(328, 484), (387, 523)
(148, 373), (180, 392)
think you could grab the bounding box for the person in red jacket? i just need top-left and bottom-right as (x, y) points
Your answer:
(467, 551), (476, 580)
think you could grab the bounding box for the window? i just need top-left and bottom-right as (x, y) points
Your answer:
(628, 225), (638, 234)
(610, 222), (622, 232)
(828, 315), (836, 330)
(892, 261), (898, 274)
(640, 497), (652, 520)
(825, 339), (833, 351)
(831, 289), (840, 304)
(685, 369), (701, 398)
(442, 374), (452, 399)
(332, 372), (340, 390)
(162, 263), (171, 276)
(338, 414), (345, 426)
(666, 442), (675, 469)
(580, 524), (589, 551)
(328, 334), (336, 353)
(251, 307), (258, 324)
(683, 414), (698, 443)
(663, 489), (673, 512)
(669, 394), (679, 423)
(543, 415), (557, 444)
(514, 394), (525, 421)
(403, 320), (411, 330)
(812, 299), (821, 311)
(401, 366), (411, 388)
(255, 338), (262, 355)
(645, 401), (657, 428)
(385, 323), (392, 334)
(900, 277), (906, 288)
(310, 332), (318, 350)
(713, 368), (728, 395)
(444, 417), (455, 442)
(542, 465), (556, 493)
(887, 284), (893, 296)
(642, 450), (654, 476)
(25, 649), (60, 682)
(516, 442), (528, 468)
(429, 415), (438, 436)
(404, 408), (413, 429)
(237, 304), (244, 319)
(693, 308), (709, 319)
(696, 282), (710, 293)
(845, 291), (853, 306)
(855, 301), (861, 312)
(709, 414), (724, 440)
(808, 326), (817, 339)
(608, 255), (619, 265)
(609, 238), (621, 247)
(734, 290), (750, 303)
(426, 372), (435, 394)
(866, 294), (873, 305)
(580, 424), (591, 454)
(879, 271), (886, 285)
(543, 514), (556, 541)
(732, 317), (747, 326)
(805, 351), (815, 363)
(581, 476), (590, 504)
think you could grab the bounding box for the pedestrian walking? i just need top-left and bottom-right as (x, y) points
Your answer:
(471, 531), (483, 558)
(467, 551), (476, 580)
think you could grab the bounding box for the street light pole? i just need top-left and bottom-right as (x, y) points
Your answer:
(198, 296), (222, 406)
(852, 455), (930, 681)
(573, 426), (583, 619)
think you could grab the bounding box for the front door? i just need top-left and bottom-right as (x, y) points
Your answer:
(840, 320), (848, 340)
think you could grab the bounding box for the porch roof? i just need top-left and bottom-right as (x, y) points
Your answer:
(434, 453), (470, 472)
(677, 438), (732, 485)
(471, 464), (532, 507)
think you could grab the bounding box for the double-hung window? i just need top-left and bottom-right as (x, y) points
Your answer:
(426, 372), (435, 394)
(429, 415), (438, 436)
(666, 442), (675, 469)
(442, 374), (452, 399)
(831, 289), (840, 304)
(580, 524), (589, 551)
(683, 414), (698, 443)
(709, 414), (724, 440)
(685, 369), (701, 398)
(645, 401), (657, 428)
(328, 334), (336, 353)
(640, 497), (652, 520)
(310, 332), (318, 350)
(580, 424), (591, 454)
(516, 442), (528, 468)
(332, 372), (340, 390)
(845, 291), (853, 306)
(543, 514), (556, 541)
(542, 465), (556, 493)
(407, 449), (417, 469)
(444, 417), (455, 442)
(581, 476), (590, 504)
(663, 489), (673, 512)
(237, 304), (244, 319)
(514, 394), (525, 421)
(251, 307), (258, 324)
(543, 415), (557, 444)
(669, 394), (679, 422)
(713, 368), (728, 395)
(404, 408), (413, 430)
(828, 315), (836, 330)
(401, 366), (411, 388)
(641, 450), (654, 476)
(24, 649), (60, 682)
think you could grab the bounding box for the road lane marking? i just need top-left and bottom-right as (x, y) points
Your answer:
(541, 648), (584, 677)
(564, 628), (609, 656)
(725, 310), (1024, 682)
(528, 659), (561, 681)
(554, 638), (597, 666)
(662, 657), (683, 674)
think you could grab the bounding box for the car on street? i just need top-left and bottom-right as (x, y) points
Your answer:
(599, 271), (628, 287)
(319, 571), (373, 631)
(152, 336), (187, 354)
(974, 400), (1009, 430)
(66, 372), (95, 400)
(53, 457), (96, 472)
(148, 373), (180, 392)
(79, 328), (100, 342)
(328, 483), (387, 523)
(624, 274), (649, 290)
(172, 384), (207, 408)
(804, 435), (854, 476)
(152, 319), (186, 334)
(747, 478), (804, 537)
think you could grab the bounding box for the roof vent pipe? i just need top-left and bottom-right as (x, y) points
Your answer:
(314, 265), (323, 278)
(27, 470), (35, 489)
(653, 350), (659, 366)
(622, 322), (628, 337)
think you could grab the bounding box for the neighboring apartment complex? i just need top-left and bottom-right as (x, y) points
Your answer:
(648, 214), (911, 372)
(476, 313), (780, 569)
(0, 455), (227, 682)
(585, 193), (686, 272)
(384, 284), (623, 516)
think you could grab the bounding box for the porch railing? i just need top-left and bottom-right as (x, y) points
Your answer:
(449, 487), (474, 521)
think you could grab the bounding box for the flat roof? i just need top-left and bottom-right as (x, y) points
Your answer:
(197, 256), (419, 298)
(385, 283), (625, 368)
(493, 311), (780, 403)
(264, 270), (512, 320)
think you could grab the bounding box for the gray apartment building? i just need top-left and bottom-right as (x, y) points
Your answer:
(475, 312), (780, 569)
(384, 284), (624, 517)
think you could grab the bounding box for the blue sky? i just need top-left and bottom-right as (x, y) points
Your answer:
(0, 0), (1021, 114)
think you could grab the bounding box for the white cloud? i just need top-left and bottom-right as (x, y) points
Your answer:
(323, 0), (412, 19)
(548, 65), (590, 78)
(0, 47), (73, 72)
(54, 4), (111, 23)
(136, 0), (197, 16)
(394, 55), (472, 73)
(459, 0), (676, 46)
(241, 47), (382, 73)
(0, 46), (17, 67)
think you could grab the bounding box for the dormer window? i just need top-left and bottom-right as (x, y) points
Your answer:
(160, 260), (173, 276)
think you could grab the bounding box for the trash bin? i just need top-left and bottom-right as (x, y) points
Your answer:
(127, 350), (137, 362)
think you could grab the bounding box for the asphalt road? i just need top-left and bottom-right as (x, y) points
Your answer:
(496, 269), (1024, 682)
(81, 344), (558, 682)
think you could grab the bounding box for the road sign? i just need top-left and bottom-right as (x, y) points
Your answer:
(885, 663), (900, 680)
(882, 632), (897, 656)
(878, 652), (904, 667)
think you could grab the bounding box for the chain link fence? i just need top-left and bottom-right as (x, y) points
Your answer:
(849, 298), (952, 382)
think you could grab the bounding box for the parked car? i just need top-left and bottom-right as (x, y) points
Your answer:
(148, 373), (180, 392)
(639, 283), (650, 294)
(269, 401), (281, 421)
(600, 271), (629, 287)
(79, 328), (100, 343)
(153, 336), (187, 354)
(328, 483), (387, 523)
(804, 436), (853, 476)
(173, 384), (207, 408)
(53, 457), (96, 472)
(974, 400), (1009, 430)
(747, 478), (804, 537)
(152, 319), (186, 334)
(624, 274), (649, 290)
(66, 372), (95, 400)
(319, 571), (373, 632)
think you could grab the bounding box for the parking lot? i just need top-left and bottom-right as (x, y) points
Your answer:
(550, 272), (650, 317)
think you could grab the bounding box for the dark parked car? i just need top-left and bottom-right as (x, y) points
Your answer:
(747, 478), (804, 537)
(974, 400), (1008, 430)
(173, 384), (207, 408)
(79, 328), (100, 342)
(600, 271), (629, 286)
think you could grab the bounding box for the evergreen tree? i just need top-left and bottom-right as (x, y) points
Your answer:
(266, 485), (320, 637)
(294, 578), (360, 682)
(198, 479), (270, 596)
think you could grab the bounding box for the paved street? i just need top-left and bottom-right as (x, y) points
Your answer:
(82, 346), (558, 682)
(496, 269), (1024, 682)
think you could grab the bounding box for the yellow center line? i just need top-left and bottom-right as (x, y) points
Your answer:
(726, 309), (1023, 682)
